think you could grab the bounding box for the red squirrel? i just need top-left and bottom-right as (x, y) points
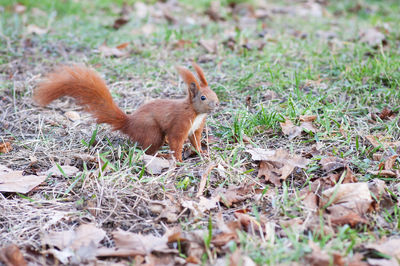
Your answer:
(34, 63), (219, 162)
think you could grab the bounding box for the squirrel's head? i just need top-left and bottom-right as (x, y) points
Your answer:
(177, 62), (219, 114)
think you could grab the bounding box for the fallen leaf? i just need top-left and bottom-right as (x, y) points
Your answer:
(320, 157), (345, 172)
(142, 154), (170, 174)
(43, 224), (105, 250)
(166, 229), (204, 263)
(173, 39), (192, 50)
(247, 148), (310, 186)
(197, 163), (217, 197)
(43, 224), (105, 264)
(360, 28), (387, 47)
(214, 183), (255, 207)
(0, 165), (46, 193)
(301, 191), (318, 210)
(229, 248), (257, 266)
(0, 244), (27, 266)
(365, 135), (400, 149)
(384, 154), (398, 170)
(330, 211), (368, 227)
(96, 229), (174, 258)
(306, 241), (344, 266)
(182, 196), (218, 217)
(64, 111), (80, 121)
(98, 42), (128, 57)
(148, 198), (181, 223)
(199, 39), (218, 54)
(0, 142), (12, 153)
(299, 115), (317, 122)
(280, 119), (302, 139)
(27, 24), (48, 35)
(321, 183), (373, 216)
(113, 17), (129, 30)
(115, 42), (129, 50)
(366, 238), (400, 261)
(263, 90), (278, 101)
(45, 165), (80, 177)
(280, 118), (317, 139)
(368, 169), (398, 178)
(368, 179), (393, 210)
(367, 258), (398, 266)
(378, 107), (395, 120)
(234, 212), (266, 234)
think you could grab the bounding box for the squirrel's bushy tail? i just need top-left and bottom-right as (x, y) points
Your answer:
(34, 65), (128, 131)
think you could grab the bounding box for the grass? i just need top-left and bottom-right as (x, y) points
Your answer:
(1, 0), (400, 265)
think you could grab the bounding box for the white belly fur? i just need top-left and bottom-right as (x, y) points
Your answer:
(188, 114), (207, 136)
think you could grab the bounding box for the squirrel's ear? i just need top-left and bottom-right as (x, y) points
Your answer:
(192, 62), (208, 87)
(176, 66), (200, 98)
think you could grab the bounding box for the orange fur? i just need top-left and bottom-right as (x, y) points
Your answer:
(34, 64), (219, 162)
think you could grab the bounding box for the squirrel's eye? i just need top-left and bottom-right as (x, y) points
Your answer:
(201, 95), (206, 101)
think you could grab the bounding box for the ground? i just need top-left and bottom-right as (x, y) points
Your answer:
(0, 0), (400, 265)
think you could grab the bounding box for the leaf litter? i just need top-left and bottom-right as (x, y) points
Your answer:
(1, 0), (400, 265)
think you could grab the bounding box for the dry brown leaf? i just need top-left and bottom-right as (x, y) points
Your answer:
(378, 107), (395, 120)
(360, 28), (387, 47)
(113, 17), (129, 30)
(366, 238), (400, 260)
(320, 156), (345, 172)
(306, 241), (344, 266)
(302, 191), (319, 210)
(263, 90), (278, 101)
(214, 183), (255, 207)
(384, 154), (398, 170)
(299, 115), (317, 122)
(234, 211), (266, 234)
(211, 232), (237, 247)
(0, 244), (27, 266)
(0, 142), (12, 153)
(43, 224), (105, 250)
(247, 148), (310, 186)
(365, 135), (400, 149)
(149, 198), (181, 223)
(280, 119), (302, 139)
(26, 24), (48, 35)
(64, 111), (80, 121)
(142, 154), (171, 174)
(181, 196), (218, 217)
(166, 229), (205, 263)
(368, 179), (394, 210)
(0, 165), (46, 193)
(97, 229), (175, 259)
(367, 258), (398, 266)
(330, 212), (368, 227)
(300, 121), (317, 133)
(43, 224), (105, 264)
(199, 39), (218, 54)
(99, 42), (128, 57)
(229, 248), (257, 266)
(173, 39), (192, 50)
(280, 118), (317, 139)
(45, 164), (80, 177)
(197, 163), (217, 197)
(368, 169), (397, 178)
(321, 183), (373, 216)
